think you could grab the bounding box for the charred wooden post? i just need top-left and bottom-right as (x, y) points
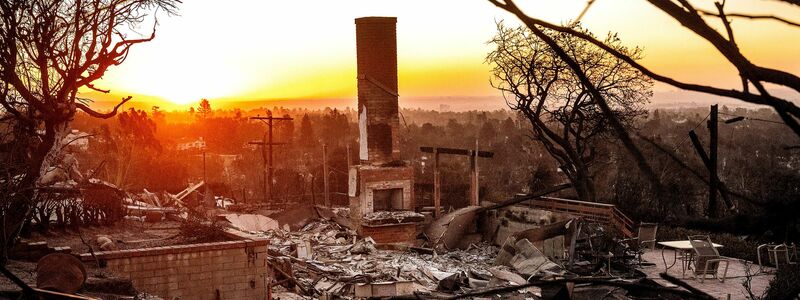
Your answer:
(323, 143), (330, 207)
(470, 139), (479, 206)
(434, 148), (441, 217)
(420, 146), (494, 212)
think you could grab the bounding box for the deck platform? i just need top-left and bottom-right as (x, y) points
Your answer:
(638, 249), (775, 299)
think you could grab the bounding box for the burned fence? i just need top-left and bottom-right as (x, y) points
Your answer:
(33, 180), (126, 229)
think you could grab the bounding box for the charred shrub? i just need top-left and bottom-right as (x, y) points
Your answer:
(764, 264), (800, 300)
(179, 219), (229, 244)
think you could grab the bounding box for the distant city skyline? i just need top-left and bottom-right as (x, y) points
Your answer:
(85, 0), (800, 107)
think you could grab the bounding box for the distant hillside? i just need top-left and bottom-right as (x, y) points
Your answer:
(82, 88), (800, 113)
(649, 88), (800, 109)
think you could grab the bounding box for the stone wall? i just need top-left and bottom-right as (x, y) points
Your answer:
(79, 239), (269, 300)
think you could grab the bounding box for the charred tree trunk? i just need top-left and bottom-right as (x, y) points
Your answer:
(573, 168), (596, 202)
(1, 121), (66, 265)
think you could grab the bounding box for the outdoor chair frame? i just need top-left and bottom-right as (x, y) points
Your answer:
(688, 235), (730, 283)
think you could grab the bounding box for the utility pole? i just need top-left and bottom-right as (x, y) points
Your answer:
(202, 147), (208, 207)
(708, 104), (719, 218)
(249, 113), (293, 204)
(689, 104), (728, 218)
(323, 144), (330, 207)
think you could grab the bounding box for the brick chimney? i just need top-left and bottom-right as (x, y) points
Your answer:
(355, 17), (399, 165)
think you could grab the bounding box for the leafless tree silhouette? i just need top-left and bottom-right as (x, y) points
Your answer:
(487, 22), (652, 202)
(489, 0), (800, 136)
(0, 0), (179, 263)
(488, 0), (800, 210)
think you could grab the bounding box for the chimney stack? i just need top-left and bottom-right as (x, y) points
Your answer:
(355, 17), (399, 165)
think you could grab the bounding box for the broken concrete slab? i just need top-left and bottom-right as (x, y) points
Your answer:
(354, 281), (417, 298)
(271, 204), (319, 231)
(314, 205), (354, 229)
(424, 206), (482, 251)
(219, 213), (279, 233)
(487, 266), (526, 286)
(506, 238), (562, 276)
(437, 272), (468, 292)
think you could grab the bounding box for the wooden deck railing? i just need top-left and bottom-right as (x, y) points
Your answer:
(524, 196), (636, 238)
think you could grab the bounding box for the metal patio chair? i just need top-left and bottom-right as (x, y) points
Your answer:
(757, 243), (798, 270)
(688, 235), (730, 283)
(620, 222), (659, 265)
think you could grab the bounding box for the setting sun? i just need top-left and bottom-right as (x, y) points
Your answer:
(87, 0), (799, 108)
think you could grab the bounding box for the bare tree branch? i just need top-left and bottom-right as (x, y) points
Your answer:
(490, 0), (665, 199)
(487, 0), (800, 137)
(697, 9), (800, 27)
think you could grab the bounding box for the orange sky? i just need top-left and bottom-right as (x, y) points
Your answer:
(84, 0), (800, 109)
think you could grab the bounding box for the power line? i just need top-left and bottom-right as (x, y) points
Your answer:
(670, 112), (710, 153)
(718, 112), (785, 125)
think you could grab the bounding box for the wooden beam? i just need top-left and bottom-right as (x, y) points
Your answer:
(249, 116), (293, 121)
(248, 141), (287, 146)
(420, 146), (494, 158)
(478, 183), (572, 213)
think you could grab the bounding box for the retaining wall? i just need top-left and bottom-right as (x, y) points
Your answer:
(79, 239), (269, 299)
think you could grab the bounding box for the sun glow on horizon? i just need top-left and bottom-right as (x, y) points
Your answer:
(89, 0), (800, 106)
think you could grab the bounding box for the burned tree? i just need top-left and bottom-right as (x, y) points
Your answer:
(107, 108), (162, 188)
(486, 0), (800, 214)
(489, 0), (800, 137)
(487, 22), (651, 202)
(0, 0), (178, 263)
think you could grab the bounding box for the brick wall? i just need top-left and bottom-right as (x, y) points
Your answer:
(79, 239), (269, 300)
(349, 165), (414, 218)
(356, 17), (401, 165)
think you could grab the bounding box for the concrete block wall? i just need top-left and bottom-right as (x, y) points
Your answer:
(80, 239), (269, 300)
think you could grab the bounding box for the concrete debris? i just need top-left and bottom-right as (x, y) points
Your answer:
(23, 174), (693, 299)
(504, 238), (563, 276)
(273, 205), (317, 230)
(240, 216), (508, 298)
(437, 271), (469, 292)
(194, 207), (681, 300)
(218, 213), (279, 233)
(354, 281), (417, 298)
(95, 235), (117, 251)
(423, 206), (483, 251)
(215, 196), (234, 209)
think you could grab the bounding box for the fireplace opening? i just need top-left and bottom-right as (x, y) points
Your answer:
(372, 188), (403, 211)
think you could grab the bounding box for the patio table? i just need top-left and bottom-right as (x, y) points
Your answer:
(658, 240), (723, 277)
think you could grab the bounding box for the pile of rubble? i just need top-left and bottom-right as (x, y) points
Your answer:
(204, 207), (701, 300)
(125, 181), (207, 222)
(257, 219), (518, 299)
